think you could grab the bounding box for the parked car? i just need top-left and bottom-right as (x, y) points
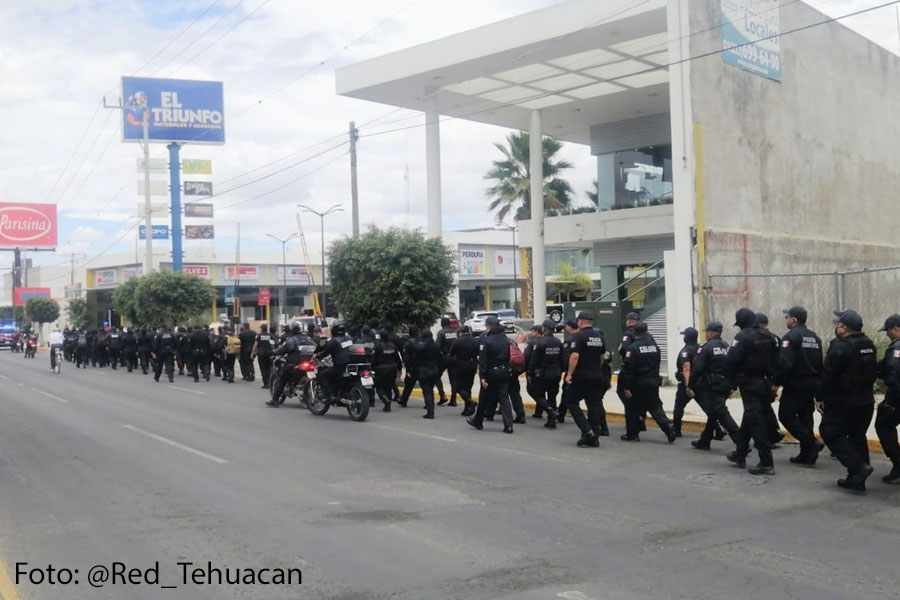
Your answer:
(546, 303), (565, 330)
(464, 311), (499, 334)
(494, 309), (517, 332)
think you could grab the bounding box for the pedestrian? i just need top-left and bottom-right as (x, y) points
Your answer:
(75, 328), (90, 368)
(818, 310), (878, 492)
(557, 319), (578, 423)
(565, 311), (610, 447)
(189, 324), (212, 382)
(416, 330), (443, 419)
(522, 325), (543, 418)
(527, 319), (564, 428)
(726, 308), (778, 475)
(398, 326), (420, 407)
(620, 322), (676, 443)
(372, 323), (403, 411)
(138, 327), (153, 374)
(122, 327), (138, 373)
(450, 325), (479, 416)
(174, 326), (188, 376)
(223, 327), (241, 383)
(435, 317), (459, 406)
(108, 327), (123, 369)
(253, 323), (275, 389)
(617, 311), (646, 433)
(689, 322), (740, 450)
(238, 323), (257, 382)
(875, 314), (900, 484)
(94, 328), (108, 367)
(672, 327), (701, 437)
(152, 326), (176, 383)
(776, 306), (825, 466)
(755, 313), (785, 446)
(467, 316), (514, 433)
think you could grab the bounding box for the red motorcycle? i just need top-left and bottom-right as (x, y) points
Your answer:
(24, 337), (37, 359)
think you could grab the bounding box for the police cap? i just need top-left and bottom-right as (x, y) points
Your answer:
(542, 319), (556, 330)
(782, 306), (808, 324)
(485, 316), (501, 327)
(879, 314), (900, 332)
(625, 311), (641, 321)
(633, 322), (648, 334)
(576, 311), (593, 322)
(833, 309), (863, 331)
(705, 321), (724, 333)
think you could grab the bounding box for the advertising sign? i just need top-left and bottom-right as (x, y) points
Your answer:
(258, 287), (271, 307)
(182, 159), (212, 174)
(95, 269), (117, 286)
(459, 249), (486, 276)
(225, 266), (258, 281)
(122, 266), (142, 280)
(138, 224), (170, 240)
(184, 181), (213, 196)
(121, 77), (225, 145)
(494, 249), (516, 277)
(185, 225), (214, 240)
(136, 203), (168, 216)
(136, 158), (167, 172)
(137, 180), (168, 196)
(183, 265), (210, 278)
(721, 0), (781, 81)
(14, 287), (51, 306)
(184, 203), (213, 218)
(276, 266), (312, 285)
(224, 287), (236, 305)
(0, 203), (58, 248)
(64, 283), (83, 299)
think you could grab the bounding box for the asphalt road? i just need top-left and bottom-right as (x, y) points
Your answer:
(0, 350), (898, 600)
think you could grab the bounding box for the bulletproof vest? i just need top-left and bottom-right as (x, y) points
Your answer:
(158, 333), (175, 353)
(735, 328), (775, 377)
(785, 325), (823, 378)
(884, 339), (900, 391)
(675, 343), (699, 382)
(454, 336), (480, 363)
(481, 332), (510, 372)
(627, 337), (661, 382)
(123, 334), (137, 349)
(534, 335), (563, 376)
(373, 339), (398, 366)
(697, 338), (732, 393)
(840, 334), (878, 393)
(77, 333), (88, 347)
(618, 327), (635, 359)
(108, 333), (122, 349)
(256, 333), (274, 354)
(438, 328), (458, 354)
(331, 335), (354, 367)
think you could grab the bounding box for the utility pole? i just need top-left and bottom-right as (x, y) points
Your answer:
(298, 204), (343, 318)
(266, 233), (298, 327)
(349, 121), (360, 238)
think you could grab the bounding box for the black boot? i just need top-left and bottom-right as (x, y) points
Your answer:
(838, 466), (872, 492)
(577, 433), (599, 447)
(882, 461), (900, 484)
(544, 412), (557, 429)
(726, 451), (747, 469)
(748, 463), (775, 476)
(691, 440), (711, 450)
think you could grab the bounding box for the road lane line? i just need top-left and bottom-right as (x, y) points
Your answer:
(0, 374), (8, 380)
(367, 422), (458, 443)
(167, 385), (207, 395)
(0, 557), (22, 600)
(31, 388), (68, 404)
(121, 424), (228, 464)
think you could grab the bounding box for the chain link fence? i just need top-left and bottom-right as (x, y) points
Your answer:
(705, 265), (900, 338)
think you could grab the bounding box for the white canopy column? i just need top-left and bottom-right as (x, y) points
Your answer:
(425, 97), (443, 239)
(530, 109), (546, 324)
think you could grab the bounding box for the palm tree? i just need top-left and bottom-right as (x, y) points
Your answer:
(586, 179), (599, 206)
(549, 262), (594, 303)
(485, 132), (574, 223)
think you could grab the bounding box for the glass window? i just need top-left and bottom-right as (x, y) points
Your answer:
(597, 144), (673, 211)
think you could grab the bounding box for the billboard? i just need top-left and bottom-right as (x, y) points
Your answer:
(494, 249), (516, 277)
(182, 159), (212, 174)
(276, 266), (312, 285)
(121, 77), (225, 145)
(185, 225), (214, 240)
(14, 287), (51, 305)
(459, 249), (485, 276)
(183, 265), (210, 277)
(122, 266), (142, 280)
(136, 158), (167, 172)
(184, 203), (213, 218)
(0, 203), (58, 248)
(137, 180), (168, 196)
(721, 0), (781, 81)
(258, 287), (271, 306)
(136, 203), (168, 216)
(139, 224), (170, 240)
(95, 269), (117, 286)
(225, 266), (258, 281)
(184, 181), (212, 196)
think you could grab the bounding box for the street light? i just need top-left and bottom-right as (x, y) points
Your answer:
(297, 204), (343, 318)
(500, 221), (519, 315)
(266, 232), (299, 327)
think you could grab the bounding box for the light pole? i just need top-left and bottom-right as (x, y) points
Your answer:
(298, 204), (343, 318)
(266, 232), (298, 327)
(501, 222), (519, 315)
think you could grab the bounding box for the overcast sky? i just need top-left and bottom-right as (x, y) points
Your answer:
(1, 0), (897, 273)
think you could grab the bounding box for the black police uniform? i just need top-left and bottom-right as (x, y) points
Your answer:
(617, 325), (647, 431)
(138, 329), (154, 374)
(673, 333), (700, 436)
(775, 323), (824, 460)
(726, 309), (777, 469)
(436, 327), (459, 405)
(450, 333), (479, 416)
(756, 325), (783, 444)
(188, 329), (212, 382)
(208, 330), (222, 377)
(238, 327), (257, 381)
(528, 333), (564, 425)
(373, 333), (403, 409)
(469, 328), (514, 431)
(691, 336), (740, 447)
(558, 335), (574, 421)
(316, 333), (353, 400)
(94, 330), (109, 367)
(75, 330), (90, 368)
(270, 332), (315, 405)
(619, 334), (674, 441)
(875, 336), (900, 477)
(255, 330), (275, 388)
(819, 332), (877, 480)
(174, 328), (187, 375)
(522, 331), (541, 417)
(122, 330), (138, 372)
(568, 326), (609, 442)
(153, 329), (176, 382)
(108, 330), (123, 369)
(416, 336), (443, 417)
(399, 333), (420, 407)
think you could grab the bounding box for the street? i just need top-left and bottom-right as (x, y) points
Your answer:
(0, 350), (898, 600)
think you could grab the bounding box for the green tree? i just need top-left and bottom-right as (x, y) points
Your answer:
(112, 276), (141, 324)
(329, 227), (455, 331)
(586, 179), (599, 206)
(66, 297), (91, 329)
(548, 262), (593, 303)
(25, 297), (60, 327)
(485, 131), (574, 223)
(132, 271), (216, 326)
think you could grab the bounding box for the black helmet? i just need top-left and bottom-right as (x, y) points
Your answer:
(332, 321), (347, 336)
(290, 321), (303, 334)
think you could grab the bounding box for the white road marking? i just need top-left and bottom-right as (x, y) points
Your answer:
(121, 424), (228, 464)
(558, 592), (600, 600)
(167, 385), (207, 396)
(31, 388), (68, 404)
(0, 374), (8, 380)
(368, 422), (458, 443)
(85, 370), (107, 376)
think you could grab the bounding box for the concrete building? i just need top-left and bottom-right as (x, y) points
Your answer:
(336, 0), (900, 375)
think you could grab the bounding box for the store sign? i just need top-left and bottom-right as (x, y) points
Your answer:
(122, 266), (142, 280)
(14, 287), (51, 305)
(224, 287), (236, 305)
(184, 203), (213, 218)
(721, 0), (781, 81)
(459, 249), (485, 276)
(276, 266), (312, 285)
(136, 158), (167, 172)
(137, 180), (168, 196)
(139, 224), (170, 240)
(184, 181), (212, 196)
(121, 77), (225, 144)
(185, 224), (214, 239)
(136, 203), (168, 216)
(494, 249), (516, 277)
(64, 283), (83, 298)
(225, 266), (258, 281)
(183, 265), (209, 277)
(258, 287), (271, 306)
(182, 159), (212, 174)
(95, 269), (117, 286)
(0, 203), (58, 248)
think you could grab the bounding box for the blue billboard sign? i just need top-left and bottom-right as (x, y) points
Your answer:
(122, 77), (225, 145)
(139, 225), (170, 240)
(721, 0), (781, 82)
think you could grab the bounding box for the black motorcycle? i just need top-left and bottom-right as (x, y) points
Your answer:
(268, 346), (317, 406)
(306, 346), (373, 422)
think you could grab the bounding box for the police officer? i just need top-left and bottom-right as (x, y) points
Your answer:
(819, 309), (878, 492)
(253, 323), (276, 389)
(875, 314), (900, 484)
(152, 326), (176, 383)
(776, 306), (825, 465)
(174, 326), (188, 376)
(94, 328), (109, 367)
(522, 325), (543, 418)
(467, 316), (514, 433)
(316, 322), (353, 402)
(435, 317), (459, 407)
(557, 319), (578, 423)
(138, 327), (153, 374)
(238, 323), (257, 382)
(209, 326), (222, 379)
(566, 311), (609, 447)
(690, 322), (740, 449)
(188, 324), (212, 382)
(107, 327), (123, 369)
(528, 320), (565, 428)
(450, 325), (479, 417)
(726, 308), (778, 475)
(373, 324), (403, 411)
(416, 330), (443, 419)
(398, 326), (420, 407)
(75, 329), (90, 368)
(618, 311), (647, 433)
(755, 313), (785, 446)
(122, 327), (138, 373)
(268, 322), (315, 406)
(620, 322), (676, 443)
(673, 327), (701, 437)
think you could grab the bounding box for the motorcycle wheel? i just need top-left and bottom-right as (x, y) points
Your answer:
(306, 380), (330, 416)
(346, 383), (370, 422)
(269, 372), (282, 402)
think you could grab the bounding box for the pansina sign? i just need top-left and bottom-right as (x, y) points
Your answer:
(0, 203), (57, 248)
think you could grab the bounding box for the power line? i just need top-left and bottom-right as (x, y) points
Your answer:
(149, 0), (246, 76)
(133, 0), (224, 75)
(41, 101), (103, 204)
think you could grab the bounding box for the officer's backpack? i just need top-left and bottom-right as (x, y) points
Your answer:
(77, 333), (88, 347)
(226, 336), (241, 355)
(508, 340), (526, 374)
